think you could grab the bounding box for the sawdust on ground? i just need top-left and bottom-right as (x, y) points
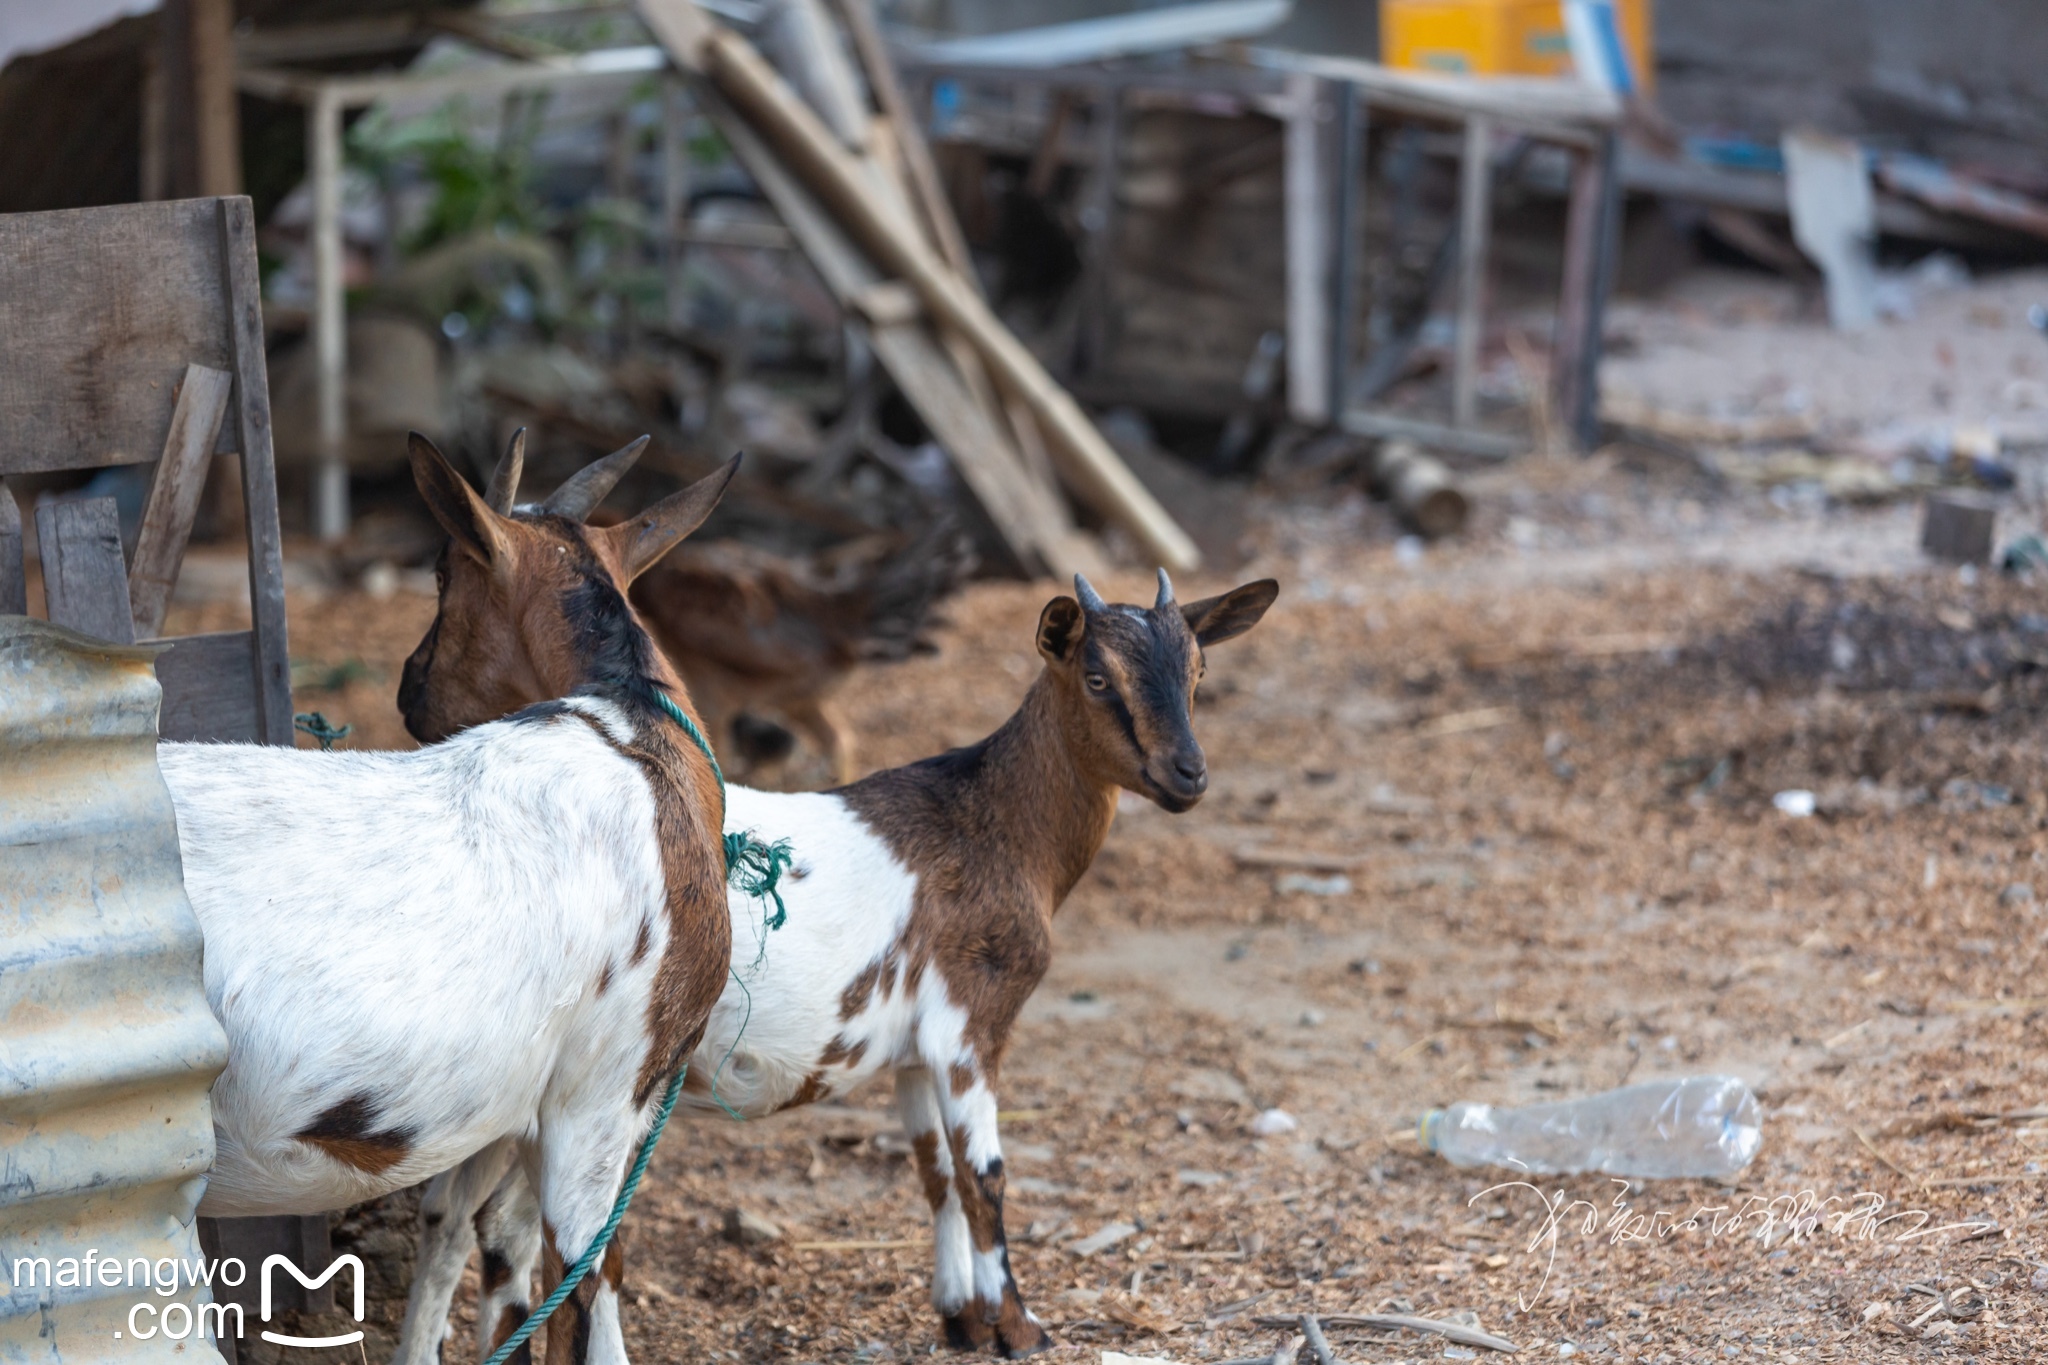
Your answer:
(193, 454), (2048, 1364)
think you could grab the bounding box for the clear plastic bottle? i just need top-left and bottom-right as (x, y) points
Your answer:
(1420, 1075), (1762, 1179)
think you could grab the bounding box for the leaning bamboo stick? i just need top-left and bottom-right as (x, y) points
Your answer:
(638, 0), (1201, 572)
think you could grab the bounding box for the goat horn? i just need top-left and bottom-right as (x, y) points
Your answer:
(541, 435), (651, 519)
(1074, 573), (1108, 613)
(1155, 568), (1175, 608)
(483, 427), (526, 514)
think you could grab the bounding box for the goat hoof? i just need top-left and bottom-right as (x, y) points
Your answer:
(997, 1328), (1055, 1359)
(942, 1313), (996, 1352)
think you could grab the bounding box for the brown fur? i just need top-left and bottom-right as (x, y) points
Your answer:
(294, 1094), (414, 1175)
(777, 1070), (831, 1111)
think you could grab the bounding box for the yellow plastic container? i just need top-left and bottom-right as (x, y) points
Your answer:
(1381, 0), (1653, 90)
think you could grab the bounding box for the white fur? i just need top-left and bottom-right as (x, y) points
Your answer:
(393, 782), (1033, 1365)
(159, 700), (713, 1363)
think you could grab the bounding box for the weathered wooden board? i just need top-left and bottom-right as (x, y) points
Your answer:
(36, 498), (135, 644)
(129, 362), (233, 638)
(0, 198), (243, 472)
(151, 629), (262, 742)
(0, 478), (23, 616)
(216, 196), (295, 747)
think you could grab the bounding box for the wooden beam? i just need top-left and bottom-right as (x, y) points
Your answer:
(129, 364), (234, 639)
(642, 0), (1199, 570)
(37, 500), (135, 645)
(832, 0), (976, 282)
(1452, 115), (1493, 430)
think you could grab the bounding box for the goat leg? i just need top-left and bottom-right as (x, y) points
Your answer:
(391, 1140), (517, 1365)
(934, 1067), (1052, 1359)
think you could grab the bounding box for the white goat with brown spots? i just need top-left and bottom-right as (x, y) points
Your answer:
(390, 435), (1277, 1363)
(156, 447), (742, 1365)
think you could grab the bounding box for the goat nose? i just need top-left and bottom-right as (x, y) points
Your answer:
(1174, 753), (1208, 785)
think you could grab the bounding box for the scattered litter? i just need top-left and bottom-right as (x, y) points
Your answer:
(1100, 1354), (1178, 1365)
(1941, 778), (2015, 810)
(1276, 872), (1353, 897)
(1067, 1221), (1139, 1257)
(1175, 1169), (1227, 1188)
(1422, 1076), (1761, 1178)
(1999, 883), (2036, 908)
(723, 1208), (783, 1246)
(1249, 1108), (1299, 1137)
(1773, 789), (1817, 818)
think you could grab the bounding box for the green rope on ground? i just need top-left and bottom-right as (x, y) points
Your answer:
(481, 1068), (686, 1365)
(292, 712), (352, 750)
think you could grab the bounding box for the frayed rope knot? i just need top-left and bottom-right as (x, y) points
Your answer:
(724, 833), (793, 930)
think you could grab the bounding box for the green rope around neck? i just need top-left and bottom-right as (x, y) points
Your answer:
(481, 689), (792, 1365)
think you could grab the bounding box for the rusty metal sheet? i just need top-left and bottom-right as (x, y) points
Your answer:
(0, 618), (231, 1363)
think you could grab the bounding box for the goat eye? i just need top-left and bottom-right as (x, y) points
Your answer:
(1085, 673), (1108, 691)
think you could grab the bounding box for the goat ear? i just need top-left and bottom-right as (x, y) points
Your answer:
(409, 432), (514, 568)
(1180, 578), (1278, 647)
(1036, 596), (1086, 664)
(603, 453), (742, 583)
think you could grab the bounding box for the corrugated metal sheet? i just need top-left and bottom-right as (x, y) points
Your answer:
(0, 618), (231, 1363)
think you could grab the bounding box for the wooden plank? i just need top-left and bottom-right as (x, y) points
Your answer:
(1072, 89), (1123, 378)
(36, 499), (135, 645)
(0, 200), (236, 474)
(1339, 408), (1521, 460)
(151, 630), (261, 741)
(1452, 115), (1493, 431)
(0, 478), (23, 616)
(129, 363), (234, 638)
(833, 0), (975, 281)
(1282, 71), (1330, 424)
(643, 1), (1200, 572)
(698, 80), (1095, 578)
(217, 196), (296, 747)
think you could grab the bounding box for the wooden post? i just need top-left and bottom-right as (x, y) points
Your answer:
(1452, 114), (1493, 431)
(160, 0), (241, 198)
(309, 88), (350, 542)
(1073, 88), (1122, 378)
(217, 196), (298, 747)
(1553, 128), (1619, 451)
(1326, 81), (1361, 421)
(663, 78), (691, 330)
(1283, 71), (1330, 425)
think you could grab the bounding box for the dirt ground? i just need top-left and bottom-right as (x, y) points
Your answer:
(184, 440), (2048, 1365)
